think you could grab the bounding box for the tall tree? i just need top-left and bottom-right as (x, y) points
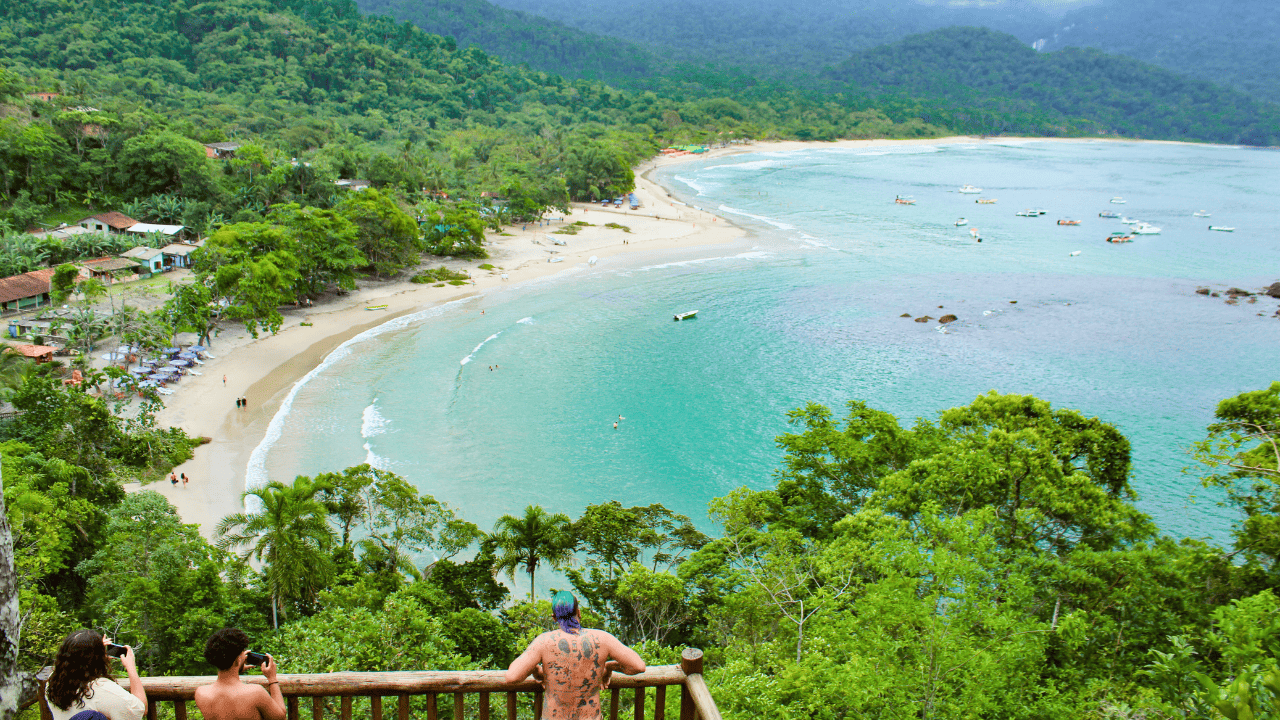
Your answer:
(491, 505), (575, 602)
(216, 477), (335, 628)
(1, 456), (36, 720)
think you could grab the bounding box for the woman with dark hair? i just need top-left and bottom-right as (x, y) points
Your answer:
(45, 630), (146, 720)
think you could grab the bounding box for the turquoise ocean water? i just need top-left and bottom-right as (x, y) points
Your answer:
(252, 140), (1280, 558)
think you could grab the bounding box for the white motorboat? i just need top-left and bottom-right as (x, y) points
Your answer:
(1015, 210), (1038, 217)
(1193, 211), (1211, 218)
(959, 185), (982, 194)
(1209, 226), (1235, 232)
(1110, 197), (1127, 204)
(955, 218), (968, 226)
(1120, 217), (1139, 224)
(1131, 223), (1161, 235)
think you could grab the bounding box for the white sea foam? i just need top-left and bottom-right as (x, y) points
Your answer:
(853, 145), (941, 156)
(704, 159), (779, 172)
(674, 175), (711, 196)
(517, 317), (534, 324)
(637, 250), (772, 272)
(361, 401), (389, 438)
(717, 205), (795, 230)
(244, 297), (474, 503)
(460, 332), (502, 365)
(363, 443), (392, 470)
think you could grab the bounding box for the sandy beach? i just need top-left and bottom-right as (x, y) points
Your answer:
(132, 134), (1144, 534)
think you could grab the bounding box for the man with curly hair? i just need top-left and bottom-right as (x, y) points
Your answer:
(194, 628), (286, 720)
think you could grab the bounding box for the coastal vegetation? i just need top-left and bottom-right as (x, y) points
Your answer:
(6, 381), (1280, 718)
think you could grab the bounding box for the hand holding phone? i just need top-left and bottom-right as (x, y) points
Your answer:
(244, 651), (268, 667)
(106, 643), (128, 658)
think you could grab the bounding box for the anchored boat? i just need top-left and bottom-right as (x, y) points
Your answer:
(1057, 219), (1081, 226)
(959, 185), (982, 194)
(976, 198), (997, 204)
(895, 195), (916, 205)
(1099, 211), (1121, 218)
(674, 310), (698, 321)
(1209, 226), (1235, 232)
(1106, 232), (1133, 243)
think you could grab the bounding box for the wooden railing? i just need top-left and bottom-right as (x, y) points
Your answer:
(36, 648), (721, 720)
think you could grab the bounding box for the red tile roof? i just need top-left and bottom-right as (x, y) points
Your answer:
(0, 269), (55, 304)
(12, 344), (55, 359)
(79, 212), (138, 230)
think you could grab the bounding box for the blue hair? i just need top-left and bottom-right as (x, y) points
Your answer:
(552, 591), (581, 634)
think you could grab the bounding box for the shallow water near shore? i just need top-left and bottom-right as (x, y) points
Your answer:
(257, 140), (1280, 552)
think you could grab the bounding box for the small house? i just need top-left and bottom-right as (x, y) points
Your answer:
(121, 246), (166, 274)
(78, 212), (139, 235)
(0, 269), (56, 313)
(28, 225), (99, 242)
(125, 223), (186, 242)
(335, 179), (372, 191)
(11, 344), (55, 363)
(161, 243), (200, 269)
(203, 142), (243, 159)
(79, 257), (140, 284)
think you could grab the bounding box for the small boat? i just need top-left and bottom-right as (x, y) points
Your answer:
(1193, 211), (1211, 218)
(1209, 225), (1235, 232)
(895, 195), (916, 205)
(588, 256), (598, 265)
(959, 185), (982, 194)
(1106, 232), (1133, 243)
(1132, 222), (1161, 235)
(1068, 251), (1081, 256)
(366, 304), (389, 311)
(1057, 219), (1080, 226)
(955, 218), (968, 226)
(1098, 211), (1121, 218)
(1110, 197), (1127, 204)
(1032, 209), (1047, 216)
(549, 238), (566, 246)
(674, 310), (698, 321)
(549, 257), (564, 263)
(1015, 210), (1038, 217)
(976, 198), (997, 204)
(1120, 217), (1139, 224)
(970, 228), (982, 241)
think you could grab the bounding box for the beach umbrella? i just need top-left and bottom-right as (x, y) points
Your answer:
(168, 359), (191, 367)
(100, 351), (129, 362)
(189, 345), (207, 352)
(163, 347), (181, 355)
(129, 366), (150, 376)
(178, 351), (196, 359)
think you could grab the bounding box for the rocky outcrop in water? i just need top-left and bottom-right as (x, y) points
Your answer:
(1265, 282), (1280, 298)
(939, 314), (957, 324)
(914, 316), (932, 323)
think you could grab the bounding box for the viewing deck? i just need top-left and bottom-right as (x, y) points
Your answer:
(35, 648), (721, 720)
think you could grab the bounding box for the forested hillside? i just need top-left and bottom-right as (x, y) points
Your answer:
(486, 0), (1055, 78)
(826, 27), (1280, 145)
(1033, 0), (1280, 104)
(353, 0), (660, 84)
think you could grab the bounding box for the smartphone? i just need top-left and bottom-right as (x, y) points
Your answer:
(244, 651), (268, 667)
(106, 643), (128, 658)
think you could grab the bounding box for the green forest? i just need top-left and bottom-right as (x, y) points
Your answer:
(8, 368), (1280, 718)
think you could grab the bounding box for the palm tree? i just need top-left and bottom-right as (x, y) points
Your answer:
(491, 505), (575, 602)
(216, 477), (335, 628)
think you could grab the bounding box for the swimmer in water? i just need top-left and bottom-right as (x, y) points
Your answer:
(613, 422), (618, 429)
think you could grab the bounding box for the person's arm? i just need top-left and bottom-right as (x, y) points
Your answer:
(118, 644), (148, 708)
(258, 655), (287, 720)
(605, 635), (646, 675)
(504, 636), (543, 684)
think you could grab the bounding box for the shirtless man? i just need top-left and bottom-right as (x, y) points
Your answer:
(194, 628), (286, 720)
(505, 592), (646, 720)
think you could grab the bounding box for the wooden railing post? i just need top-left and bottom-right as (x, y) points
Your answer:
(679, 648), (721, 720)
(36, 667), (54, 720)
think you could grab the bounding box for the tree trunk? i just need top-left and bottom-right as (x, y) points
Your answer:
(272, 595), (279, 630)
(2, 458), (36, 720)
(528, 565), (535, 603)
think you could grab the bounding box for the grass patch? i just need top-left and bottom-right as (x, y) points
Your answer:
(447, 279), (469, 286)
(604, 223), (632, 233)
(411, 266), (470, 284)
(499, 232), (514, 236)
(434, 283), (445, 287)
(300, 321), (313, 326)
(478, 263), (495, 270)
(553, 225), (580, 235)
(572, 221), (593, 227)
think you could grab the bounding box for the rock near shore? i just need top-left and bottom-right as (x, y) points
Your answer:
(1265, 282), (1280, 299)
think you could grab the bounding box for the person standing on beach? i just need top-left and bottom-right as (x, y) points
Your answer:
(223, 375), (227, 386)
(505, 592), (645, 720)
(171, 472), (178, 486)
(181, 473), (188, 488)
